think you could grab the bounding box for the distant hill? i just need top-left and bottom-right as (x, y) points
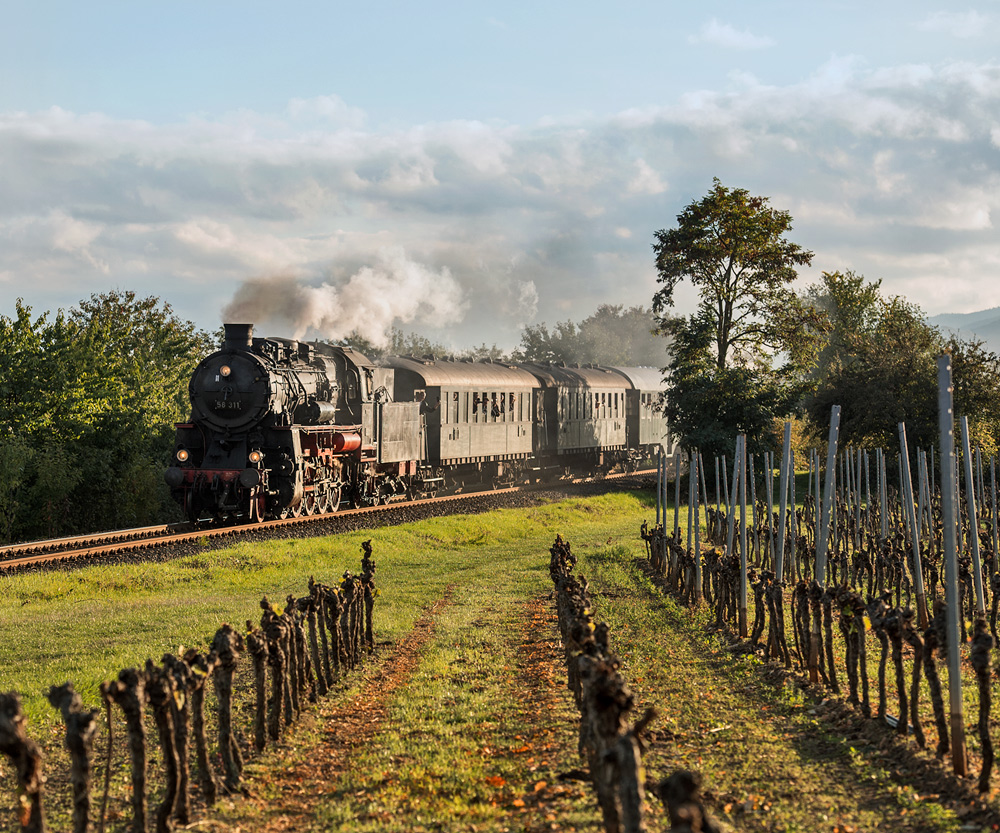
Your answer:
(928, 307), (1000, 355)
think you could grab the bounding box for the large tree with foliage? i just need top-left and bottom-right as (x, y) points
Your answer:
(0, 292), (214, 541)
(805, 271), (1000, 453)
(652, 180), (822, 455)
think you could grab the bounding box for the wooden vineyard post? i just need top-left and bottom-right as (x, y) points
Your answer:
(715, 456), (722, 540)
(878, 448), (888, 541)
(992, 457), (999, 587)
(815, 405), (840, 588)
(738, 434), (748, 637)
(809, 406), (840, 685)
(748, 452), (759, 563)
(693, 450), (701, 602)
(961, 416), (986, 615)
(898, 423), (929, 628)
(789, 453), (797, 582)
(775, 422), (791, 583)
(938, 354), (968, 776)
(655, 446), (662, 527)
(724, 444), (738, 566)
(673, 451), (681, 543)
(686, 450), (694, 558)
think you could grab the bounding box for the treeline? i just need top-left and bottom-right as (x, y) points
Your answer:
(0, 292), (214, 543)
(342, 304), (666, 368)
(803, 271), (1000, 454)
(0, 296), (662, 543)
(655, 181), (1000, 460)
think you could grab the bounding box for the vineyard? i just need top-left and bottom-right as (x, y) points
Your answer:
(3, 479), (1000, 831)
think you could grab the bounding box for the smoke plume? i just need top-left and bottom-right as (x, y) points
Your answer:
(222, 248), (467, 346)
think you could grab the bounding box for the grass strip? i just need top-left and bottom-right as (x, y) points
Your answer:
(583, 544), (980, 832)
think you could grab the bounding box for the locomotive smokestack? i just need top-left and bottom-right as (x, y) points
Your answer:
(224, 323), (254, 351)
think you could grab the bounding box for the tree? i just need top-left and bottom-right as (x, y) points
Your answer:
(0, 292), (214, 540)
(513, 305), (664, 366)
(338, 328), (449, 361)
(662, 314), (800, 455)
(948, 334), (1000, 455)
(652, 180), (822, 456)
(653, 178), (818, 372)
(804, 271), (1000, 454)
(513, 319), (581, 364)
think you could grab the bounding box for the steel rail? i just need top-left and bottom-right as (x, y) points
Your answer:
(0, 469), (654, 571)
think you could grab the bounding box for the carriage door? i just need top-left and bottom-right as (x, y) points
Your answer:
(533, 389), (551, 452)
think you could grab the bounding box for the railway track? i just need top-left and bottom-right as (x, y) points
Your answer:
(0, 469), (654, 572)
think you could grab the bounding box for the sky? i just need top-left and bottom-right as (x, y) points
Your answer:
(3, 1), (1000, 350)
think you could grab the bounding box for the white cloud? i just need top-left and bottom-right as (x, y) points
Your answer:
(688, 19), (775, 50)
(286, 95), (367, 129)
(916, 10), (993, 39)
(6, 60), (1000, 341)
(627, 159), (667, 195)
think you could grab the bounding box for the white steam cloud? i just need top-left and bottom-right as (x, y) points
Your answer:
(222, 248), (467, 347)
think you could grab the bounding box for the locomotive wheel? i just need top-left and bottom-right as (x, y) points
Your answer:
(327, 485), (342, 513)
(316, 489), (330, 515)
(303, 493), (317, 516)
(183, 491), (200, 523)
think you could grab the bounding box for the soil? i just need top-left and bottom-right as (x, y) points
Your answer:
(233, 588), (457, 832)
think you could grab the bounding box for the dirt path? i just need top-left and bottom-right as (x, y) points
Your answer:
(225, 588), (455, 832)
(506, 596), (600, 832)
(212, 586), (603, 833)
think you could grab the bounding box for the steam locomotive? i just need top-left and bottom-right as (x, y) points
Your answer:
(164, 323), (669, 523)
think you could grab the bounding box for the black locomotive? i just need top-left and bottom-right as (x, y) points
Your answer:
(164, 323), (669, 523)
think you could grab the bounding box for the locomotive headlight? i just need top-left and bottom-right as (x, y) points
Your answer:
(176, 448), (189, 462)
(220, 365), (232, 377)
(248, 450), (263, 464)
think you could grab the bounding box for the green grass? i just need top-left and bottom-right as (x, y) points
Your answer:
(1, 488), (995, 832)
(581, 545), (975, 832)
